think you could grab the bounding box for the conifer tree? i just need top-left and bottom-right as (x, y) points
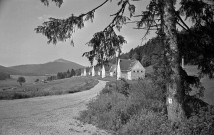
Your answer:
(36, 0), (214, 123)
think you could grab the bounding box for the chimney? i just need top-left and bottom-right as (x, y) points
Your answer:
(181, 56), (184, 69)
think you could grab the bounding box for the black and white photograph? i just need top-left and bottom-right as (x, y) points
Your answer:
(0, 0), (214, 134)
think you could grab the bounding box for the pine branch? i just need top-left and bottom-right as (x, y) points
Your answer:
(40, 0), (63, 7)
(133, 27), (158, 30)
(176, 21), (188, 31)
(79, 0), (109, 18)
(104, 0), (128, 31)
(35, 0), (110, 45)
(175, 12), (191, 32)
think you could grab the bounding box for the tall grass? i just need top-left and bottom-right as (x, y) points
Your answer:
(79, 79), (214, 135)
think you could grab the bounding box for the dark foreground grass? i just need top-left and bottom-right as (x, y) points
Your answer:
(78, 78), (214, 135)
(0, 76), (98, 100)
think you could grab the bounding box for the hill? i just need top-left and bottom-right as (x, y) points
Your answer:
(9, 59), (84, 75)
(110, 37), (162, 67)
(0, 65), (20, 75)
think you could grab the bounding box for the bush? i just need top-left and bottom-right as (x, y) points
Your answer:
(178, 106), (214, 135)
(35, 79), (39, 82)
(120, 110), (174, 135)
(116, 78), (130, 97)
(13, 92), (30, 99)
(79, 91), (127, 129)
(79, 79), (166, 132)
(79, 78), (214, 134)
(17, 76), (26, 86)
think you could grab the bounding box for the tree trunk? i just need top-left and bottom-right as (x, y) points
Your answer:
(163, 0), (185, 123)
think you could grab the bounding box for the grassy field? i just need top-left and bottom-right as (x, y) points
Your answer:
(0, 76), (98, 100)
(10, 75), (47, 83)
(0, 75), (47, 89)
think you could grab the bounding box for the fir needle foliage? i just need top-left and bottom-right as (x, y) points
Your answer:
(36, 0), (214, 124)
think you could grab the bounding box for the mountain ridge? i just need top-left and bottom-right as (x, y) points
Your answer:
(5, 59), (84, 75)
(0, 65), (20, 75)
(53, 58), (72, 63)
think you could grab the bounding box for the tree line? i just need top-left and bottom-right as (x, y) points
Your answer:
(57, 69), (76, 79)
(119, 22), (214, 68)
(47, 69), (76, 81)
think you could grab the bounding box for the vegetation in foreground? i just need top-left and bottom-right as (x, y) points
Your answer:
(78, 79), (214, 135)
(0, 76), (98, 100)
(35, 0), (214, 124)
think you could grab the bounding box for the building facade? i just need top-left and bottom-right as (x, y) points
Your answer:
(110, 59), (145, 80)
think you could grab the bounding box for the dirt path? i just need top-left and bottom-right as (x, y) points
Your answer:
(0, 80), (110, 135)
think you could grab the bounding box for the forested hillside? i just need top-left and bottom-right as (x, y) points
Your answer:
(116, 37), (162, 67)
(119, 25), (213, 69)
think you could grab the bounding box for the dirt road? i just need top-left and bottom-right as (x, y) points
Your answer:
(0, 80), (109, 135)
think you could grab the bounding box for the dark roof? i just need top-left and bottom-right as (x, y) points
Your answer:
(120, 59), (138, 71)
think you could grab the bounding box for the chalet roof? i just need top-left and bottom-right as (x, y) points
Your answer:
(120, 59), (138, 71)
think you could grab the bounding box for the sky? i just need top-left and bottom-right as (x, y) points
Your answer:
(0, 0), (153, 67)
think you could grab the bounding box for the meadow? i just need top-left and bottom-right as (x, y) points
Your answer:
(0, 76), (98, 100)
(0, 75), (47, 88)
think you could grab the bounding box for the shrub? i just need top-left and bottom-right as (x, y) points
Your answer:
(178, 106), (214, 135)
(116, 78), (130, 97)
(79, 79), (166, 132)
(68, 89), (80, 93)
(129, 80), (165, 113)
(17, 76), (26, 86)
(79, 91), (127, 129)
(101, 82), (114, 94)
(13, 92), (30, 99)
(35, 79), (39, 82)
(120, 109), (174, 135)
(79, 79), (214, 134)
